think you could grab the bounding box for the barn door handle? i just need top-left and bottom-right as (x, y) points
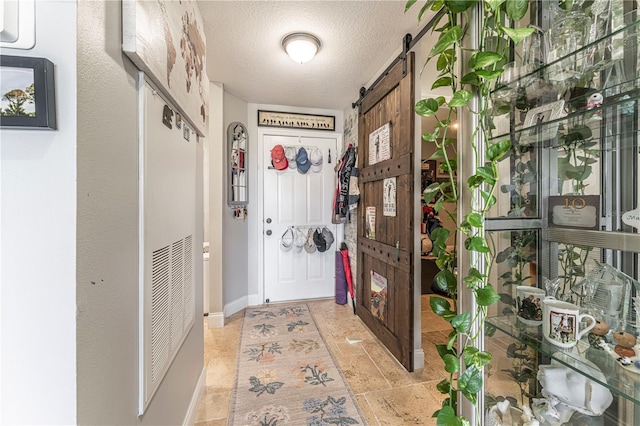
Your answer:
(395, 241), (400, 262)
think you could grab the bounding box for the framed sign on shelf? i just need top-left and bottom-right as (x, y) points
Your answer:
(258, 110), (335, 131)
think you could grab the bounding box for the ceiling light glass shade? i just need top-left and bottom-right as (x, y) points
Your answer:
(282, 33), (321, 64)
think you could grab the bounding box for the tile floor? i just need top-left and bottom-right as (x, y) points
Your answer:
(195, 295), (452, 425)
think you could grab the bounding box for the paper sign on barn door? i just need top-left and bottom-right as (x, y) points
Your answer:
(368, 122), (392, 165)
(383, 178), (396, 217)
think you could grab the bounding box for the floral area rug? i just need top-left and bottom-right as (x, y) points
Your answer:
(228, 304), (366, 426)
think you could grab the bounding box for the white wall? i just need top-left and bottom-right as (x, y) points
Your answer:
(0, 1), (78, 423)
(207, 82), (224, 321)
(75, 1), (203, 424)
(222, 92), (249, 312)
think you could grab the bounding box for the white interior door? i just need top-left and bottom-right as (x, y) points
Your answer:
(262, 133), (338, 302)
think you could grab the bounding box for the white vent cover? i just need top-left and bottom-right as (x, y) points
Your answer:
(140, 78), (197, 413)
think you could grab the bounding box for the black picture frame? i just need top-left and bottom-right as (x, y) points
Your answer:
(258, 110), (335, 131)
(0, 55), (56, 130)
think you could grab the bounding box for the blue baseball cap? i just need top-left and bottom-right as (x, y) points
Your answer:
(296, 147), (311, 173)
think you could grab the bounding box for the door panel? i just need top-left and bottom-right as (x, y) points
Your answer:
(263, 134), (337, 302)
(356, 53), (416, 371)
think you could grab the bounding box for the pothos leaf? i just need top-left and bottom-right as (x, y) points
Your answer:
(448, 90), (472, 107)
(486, 139), (512, 161)
(405, 0), (418, 11)
(436, 378), (451, 394)
(430, 296), (452, 316)
(458, 364), (483, 393)
(423, 182), (442, 203)
(465, 236), (490, 253)
(436, 343), (457, 360)
(443, 353), (460, 373)
(451, 312), (471, 333)
(445, 0), (479, 14)
(476, 285), (501, 306)
(465, 212), (483, 228)
(505, 0), (529, 21)
(469, 51), (503, 69)
(437, 406), (463, 426)
(485, 0), (506, 12)
(429, 26), (463, 58)
(500, 26), (536, 44)
(432, 76), (452, 90)
(416, 98), (441, 117)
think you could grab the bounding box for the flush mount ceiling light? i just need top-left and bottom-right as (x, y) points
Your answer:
(282, 32), (321, 64)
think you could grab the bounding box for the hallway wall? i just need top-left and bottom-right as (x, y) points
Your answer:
(0, 1), (78, 423)
(222, 92), (249, 312)
(76, 1), (203, 424)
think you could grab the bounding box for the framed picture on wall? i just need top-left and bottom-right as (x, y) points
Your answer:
(0, 55), (56, 130)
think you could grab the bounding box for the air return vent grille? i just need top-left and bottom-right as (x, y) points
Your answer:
(151, 245), (170, 383)
(148, 235), (195, 400)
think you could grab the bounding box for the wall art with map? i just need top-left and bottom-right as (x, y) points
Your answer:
(123, 0), (209, 136)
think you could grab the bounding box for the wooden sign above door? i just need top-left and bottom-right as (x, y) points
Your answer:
(258, 110), (335, 131)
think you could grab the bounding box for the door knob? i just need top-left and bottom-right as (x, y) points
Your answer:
(266, 230), (272, 236)
(266, 218), (272, 224)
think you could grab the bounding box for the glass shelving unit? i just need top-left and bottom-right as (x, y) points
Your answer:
(458, 2), (640, 424)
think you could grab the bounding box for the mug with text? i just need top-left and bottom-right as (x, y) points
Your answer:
(542, 298), (595, 348)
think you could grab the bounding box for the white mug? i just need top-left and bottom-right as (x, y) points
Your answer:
(542, 298), (595, 348)
(515, 286), (545, 326)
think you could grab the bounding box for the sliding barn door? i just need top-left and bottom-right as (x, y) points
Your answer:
(357, 52), (416, 371)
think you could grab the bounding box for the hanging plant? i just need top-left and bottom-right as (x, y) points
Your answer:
(406, 1), (534, 424)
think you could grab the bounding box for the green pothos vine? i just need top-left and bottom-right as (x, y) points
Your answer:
(405, 1), (534, 424)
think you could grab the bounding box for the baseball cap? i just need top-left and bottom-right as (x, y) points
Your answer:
(313, 228), (327, 252)
(285, 147), (297, 169)
(322, 227), (334, 251)
(271, 145), (288, 170)
(293, 228), (306, 253)
(296, 147), (311, 174)
(304, 228), (316, 253)
(309, 147), (323, 173)
(280, 228), (294, 252)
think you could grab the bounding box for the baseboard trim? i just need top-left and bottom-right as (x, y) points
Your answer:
(413, 348), (425, 370)
(248, 294), (262, 307)
(224, 295), (248, 317)
(183, 367), (206, 426)
(207, 312), (224, 329)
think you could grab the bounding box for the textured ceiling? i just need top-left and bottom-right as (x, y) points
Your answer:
(199, 1), (435, 110)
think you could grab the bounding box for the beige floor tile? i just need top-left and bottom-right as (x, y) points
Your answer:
(363, 384), (441, 425)
(195, 390), (231, 422)
(205, 359), (236, 391)
(334, 354), (391, 394)
(193, 420), (227, 426)
(333, 340), (368, 357)
(355, 393), (380, 425)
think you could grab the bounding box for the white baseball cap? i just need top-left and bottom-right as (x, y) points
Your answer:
(309, 147), (323, 173)
(293, 228), (306, 253)
(280, 228), (294, 252)
(285, 147), (298, 169)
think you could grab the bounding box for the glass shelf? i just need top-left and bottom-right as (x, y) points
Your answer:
(487, 315), (640, 406)
(488, 86), (640, 146)
(491, 16), (640, 98)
